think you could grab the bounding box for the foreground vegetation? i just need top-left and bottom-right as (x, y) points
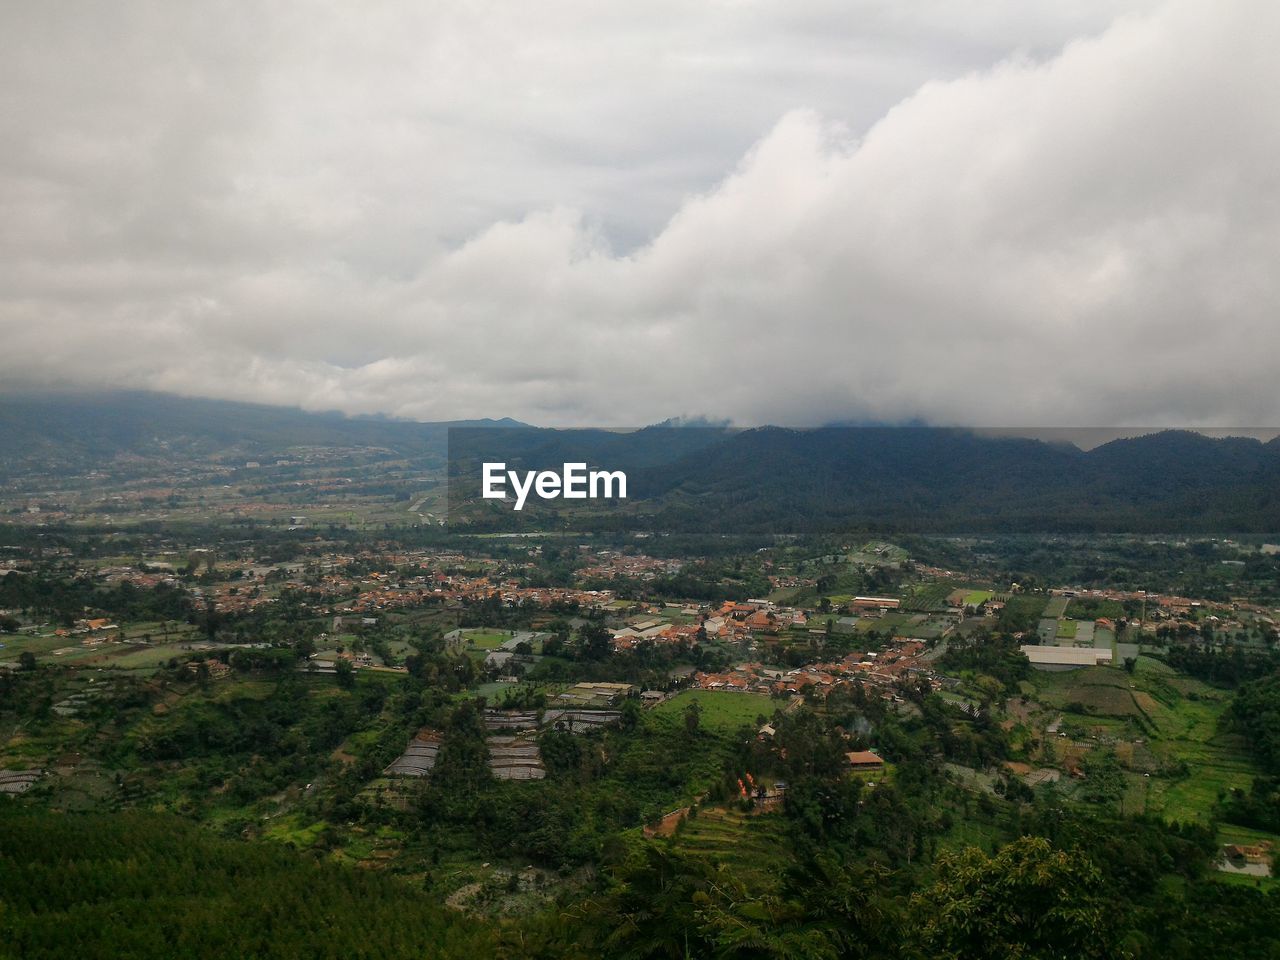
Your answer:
(0, 809), (490, 960)
(3, 519), (1280, 957)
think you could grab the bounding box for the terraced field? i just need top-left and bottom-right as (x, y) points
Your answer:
(1030, 657), (1258, 823)
(668, 806), (790, 889)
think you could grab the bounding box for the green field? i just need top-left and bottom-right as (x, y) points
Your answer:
(856, 611), (912, 634)
(1030, 657), (1258, 824)
(653, 690), (778, 733)
(1043, 596), (1070, 618)
(262, 813), (329, 848)
(1057, 619), (1079, 639)
(462, 630), (512, 649)
(902, 582), (954, 612)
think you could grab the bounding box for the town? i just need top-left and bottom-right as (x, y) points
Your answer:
(4, 429), (1280, 956)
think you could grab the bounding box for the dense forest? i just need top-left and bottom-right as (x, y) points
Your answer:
(0, 809), (491, 959)
(1231, 673), (1280, 775)
(6, 759), (1280, 959)
(453, 424), (1280, 533)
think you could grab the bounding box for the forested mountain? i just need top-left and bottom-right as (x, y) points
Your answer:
(634, 427), (1280, 532)
(4, 392), (1278, 531)
(452, 424), (1280, 532)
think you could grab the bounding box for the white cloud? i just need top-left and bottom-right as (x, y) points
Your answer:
(1, 1), (1275, 427)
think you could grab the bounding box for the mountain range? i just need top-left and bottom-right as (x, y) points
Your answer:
(2, 392), (1278, 532)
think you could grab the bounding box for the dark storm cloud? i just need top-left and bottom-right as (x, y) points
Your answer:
(3, 1), (1274, 428)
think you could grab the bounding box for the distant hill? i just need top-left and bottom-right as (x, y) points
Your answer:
(448, 425), (1280, 533)
(0, 391), (525, 475)
(2, 392), (1277, 532)
(631, 427), (1280, 533)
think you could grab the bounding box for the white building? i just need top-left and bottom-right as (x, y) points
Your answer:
(1019, 645), (1112, 670)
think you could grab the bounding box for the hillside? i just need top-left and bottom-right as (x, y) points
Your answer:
(0, 391), (524, 477)
(3, 392), (1279, 532)
(449, 424), (1280, 533)
(638, 427), (1280, 533)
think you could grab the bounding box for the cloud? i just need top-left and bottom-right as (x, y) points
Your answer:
(1, 1), (1275, 427)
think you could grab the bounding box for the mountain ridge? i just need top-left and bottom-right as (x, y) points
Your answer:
(3, 392), (1278, 532)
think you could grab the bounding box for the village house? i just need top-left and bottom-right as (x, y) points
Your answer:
(845, 750), (885, 771)
(185, 658), (231, 680)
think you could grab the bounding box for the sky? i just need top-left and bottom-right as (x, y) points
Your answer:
(2, 1), (1277, 428)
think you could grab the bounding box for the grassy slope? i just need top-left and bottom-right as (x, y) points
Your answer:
(653, 690), (779, 733)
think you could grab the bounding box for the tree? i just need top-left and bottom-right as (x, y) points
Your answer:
(911, 836), (1125, 960)
(1230, 672), (1280, 774)
(585, 845), (848, 959)
(1219, 775), (1280, 833)
(620, 698), (641, 732)
(335, 659), (356, 690)
(18, 650), (38, 671)
(1079, 749), (1126, 808)
(684, 698), (703, 736)
(579, 622), (613, 661)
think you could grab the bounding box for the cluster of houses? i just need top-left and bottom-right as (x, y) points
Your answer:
(314, 570), (617, 621)
(49, 617), (121, 640)
(610, 599), (812, 652)
(9, 538), (1279, 692)
(576, 551), (684, 582)
(47, 548), (627, 624)
(1050, 585), (1273, 629)
(693, 638), (936, 700)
